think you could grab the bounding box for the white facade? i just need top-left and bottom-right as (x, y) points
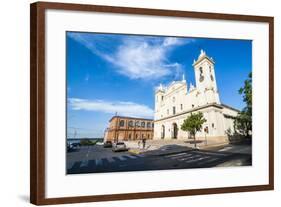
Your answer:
(154, 50), (239, 142)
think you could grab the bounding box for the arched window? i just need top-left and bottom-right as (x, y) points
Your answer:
(141, 121), (145, 128)
(147, 122), (151, 128)
(119, 120), (125, 127)
(199, 67), (204, 82)
(128, 120), (134, 127)
(135, 121), (140, 127)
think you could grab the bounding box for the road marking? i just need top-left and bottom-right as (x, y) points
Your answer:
(136, 154), (145, 157)
(101, 158), (109, 165)
(80, 160), (88, 168)
(126, 155), (138, 159)
(107, 157), (115, 163)
(185, 159), (197, 164)
(195, 151), (228, 156)
(95, 159), (102, 166)
(196, 157), (209, 161)
(178, 154), (194, 161)
(67, 162), (75, 170)
(165, 152), (187, 158)
(86, 147), (91, 158)
(71, 161), (82, 170)
(199, 157), (219, 165)
(119, 156), (127, 161)
(87, 160), (96, 168)
(183, 155), (202, 163)
(219, 146), (233, 152)
(112, 157), (122, 162)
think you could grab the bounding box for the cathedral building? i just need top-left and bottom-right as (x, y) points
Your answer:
(153, 50), (239, 143)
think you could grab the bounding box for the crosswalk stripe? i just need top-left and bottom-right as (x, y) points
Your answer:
(184, 156), (210, 165)
(185, 158), (198, 164)
(126, 155), (138, 159)
(87, 160), (96, 168)
(102, 158), (110, 165)
(95, 159), (102, 166)
(112, 157), (121, 161)
(182, 155), (205, 163)
(71, 161), (82, 170)
(119, 156), (127, 161)
(196, 157), (209, 162)
(199, 157), (219, 165)
(107, 157), (115, 163)
(80, 160), (88, 168)
(178, 154), (194, 161)
(165, 152), (187, 158)
(195, 151), (228, 157)
(67, 162), (75, 170)
(137, 154), (145, 157)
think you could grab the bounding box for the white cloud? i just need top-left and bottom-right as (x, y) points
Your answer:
(106, 37), (188, 80)
(68, 98), (154, 118)
(68, 33), (195, 80)
(112, 41), (170, 79)
(163, 37), (185, 47)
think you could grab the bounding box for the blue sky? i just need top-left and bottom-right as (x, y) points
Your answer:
(66, 32), (252, 138)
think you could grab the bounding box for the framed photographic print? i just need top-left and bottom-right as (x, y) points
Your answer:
(30, 1), (274, 205)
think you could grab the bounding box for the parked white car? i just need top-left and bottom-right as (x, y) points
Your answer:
(112, 142), (128, 152)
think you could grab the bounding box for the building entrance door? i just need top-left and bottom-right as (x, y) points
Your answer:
(161, 125), (165, 139)
(172, 123), (178, 139)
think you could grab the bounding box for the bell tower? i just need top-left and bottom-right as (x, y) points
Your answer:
(155, 84), (165, 120)
(193, 50), (220, 105)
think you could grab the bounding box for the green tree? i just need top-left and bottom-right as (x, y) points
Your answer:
(181, 112), (206, 148)
(234, 72), (252, 138)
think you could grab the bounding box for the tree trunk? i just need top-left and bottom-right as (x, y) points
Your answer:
(194, 134), (197, 148)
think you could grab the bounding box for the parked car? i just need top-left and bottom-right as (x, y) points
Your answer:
(67, 143), (80, 152)
(103, 141), (113, 148)
(112, 142), (128, 152)
(72, 142), (81, 148)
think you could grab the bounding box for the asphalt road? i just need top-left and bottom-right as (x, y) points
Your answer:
(67, 144), (251, 174)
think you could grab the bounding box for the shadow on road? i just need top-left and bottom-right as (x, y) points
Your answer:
(67, 144), (252, 174)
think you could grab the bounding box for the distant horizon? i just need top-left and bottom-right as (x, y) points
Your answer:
(66, 32), (252, 138)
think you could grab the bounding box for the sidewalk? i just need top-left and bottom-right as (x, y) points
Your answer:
(126, 139), (229, 155)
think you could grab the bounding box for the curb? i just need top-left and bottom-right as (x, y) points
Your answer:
(198, 142), (228, 150)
